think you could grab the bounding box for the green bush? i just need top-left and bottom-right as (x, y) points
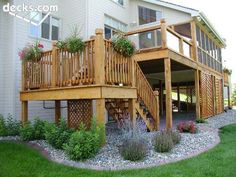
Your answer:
(120, 138), (147, 161)
(153, 131), (174, 153)
(44, 119), (74, 149)
(19, 118), (46, 141)
(0, 115), (7, 136)
(5, 114), (20, 136)
(64, 118), (104, 161)
(196, 118), (206, 124)
(112, 36), (135, 57)
(33, 118), (46, 140)
(20, 122), (35, 141)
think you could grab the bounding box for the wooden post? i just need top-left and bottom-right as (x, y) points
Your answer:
(21, 101), (28, 124)
(154, 91), (160, 130)
(94, 29), (105, 85)
(128, 99), (136, 128)
(179, 38), (184, 54)
(52, 42), (58, 87)
(228, 86), (231, 107)
(190, 21), (198, 61)
(159, 80), (164, 116)
(55, 100), (61, 124)
(186, 86), (189, 112)
(96, 99), (106, 126)
(195, 70), (201, 119)
(161, 19), (167, 49)
(177, 84), (181, 112)
(164, 58), (172, 129)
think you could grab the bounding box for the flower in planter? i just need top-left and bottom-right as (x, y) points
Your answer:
(112, 36), (136, 57)
(19, 41), (44, 62)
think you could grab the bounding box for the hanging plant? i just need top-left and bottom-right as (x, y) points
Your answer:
(112, 36), (136, 57)
(56, 26), (84, 53)
(18, 41), (44, 62)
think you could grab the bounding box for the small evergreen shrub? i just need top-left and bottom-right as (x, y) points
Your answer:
(5, 114), (20, 136)
(0, 115), (7, 136)
(120, 138), (147, 161)
(64, 118), (104, 161)
(153, 131), (174, 153)
(20, 122), (35, 141)
(196, 118), (206, 124)
(177, 121), (197, 134)
(112, 36), (136, 57)
(44, 119), (74, 149)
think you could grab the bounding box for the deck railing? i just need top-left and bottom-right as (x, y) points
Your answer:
(134, 61), (159, 125)
(126, 19), (193, 59)
(104, 40), (132, 86)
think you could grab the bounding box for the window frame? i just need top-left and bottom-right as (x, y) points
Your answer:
(138, 6), (162, 26)
(29, 13), (61, 41)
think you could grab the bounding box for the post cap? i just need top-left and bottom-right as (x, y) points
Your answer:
(52, 41), (58, 47)
(154, 91), (159, 96)
(95, 28), (103, 35)
(160, 18), (166, 24)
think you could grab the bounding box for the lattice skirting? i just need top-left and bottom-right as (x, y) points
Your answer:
(67, 100), (92, 129)
(200, 72), (223, 118)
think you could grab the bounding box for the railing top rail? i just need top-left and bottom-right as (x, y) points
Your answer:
(125, 24), (162, 36)
(166, 27), (192, 46)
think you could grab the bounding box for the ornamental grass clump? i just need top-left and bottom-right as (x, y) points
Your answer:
(112, 36), (136, 57)
(153, 130), (174, 153)
(196, 118), (206, 124)
(18, 41), (44, 61)
(119, 120), (148, 161)
(56, 26), (84, 53)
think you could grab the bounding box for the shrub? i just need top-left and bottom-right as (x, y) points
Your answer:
(20, 122), (35, 141)
(120, 138), (147, 161)
(64, 118), (105, 161)
(177, 121), (197, 134)
(168, 130), (181, 145)
(33, 118), (46, 140)
(196, 118), (206, 124)
(112, 36), (135, 57)
(5, 114), (20, 136)
(0, 115), (7, 136)
(153, 130), (174, 153)
(44, 119), (74, 149)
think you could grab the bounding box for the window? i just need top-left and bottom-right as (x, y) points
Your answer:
(29, 13), (60, 40)
(104, 16), (127, 39)
(139, 6), (162, 25)
(112, 0), (124, 6)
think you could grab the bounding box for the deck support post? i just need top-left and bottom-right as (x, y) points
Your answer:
(195, 70), (201, 119)
(177, 84), (180, 112)
(128, 99), (136, 129)
(227, 86), (231, 108)
(159, 80), (164, 116)
(164, 58), (172, 130)
(55, 100), (61, 125)
(154, 91), (160, 130)
(21, 101), (28, 124)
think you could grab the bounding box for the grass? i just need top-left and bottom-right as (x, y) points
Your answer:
(0, 124), (236, 177)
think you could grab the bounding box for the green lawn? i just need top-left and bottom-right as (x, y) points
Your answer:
(1, 124), (236, 177)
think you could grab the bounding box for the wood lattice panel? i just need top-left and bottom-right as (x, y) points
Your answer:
(67, 100), (92, 129)
(215, 78), (223, 114)
(200, 72), (214, 118)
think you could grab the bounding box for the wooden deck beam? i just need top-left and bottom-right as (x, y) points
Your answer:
(20, 85), (137, 101)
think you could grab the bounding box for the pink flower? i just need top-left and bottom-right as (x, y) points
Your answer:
(38, 44), (44, 48)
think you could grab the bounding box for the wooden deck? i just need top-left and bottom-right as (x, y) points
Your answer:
(20, 19), (225, 131)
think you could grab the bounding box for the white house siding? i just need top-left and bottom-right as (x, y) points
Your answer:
(87, 0), (130, 38)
